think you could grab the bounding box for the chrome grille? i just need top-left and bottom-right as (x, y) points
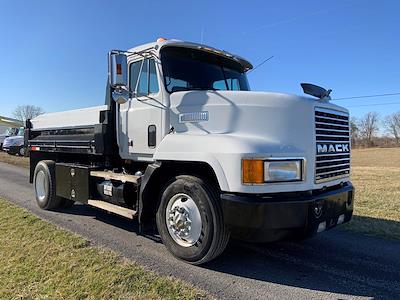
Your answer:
(315, 108), (350, 183)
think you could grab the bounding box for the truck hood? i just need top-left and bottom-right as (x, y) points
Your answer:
(0, 134), (9, 143)
(169, 90), (347, 142)
(4, 135), (24, 145)
(160, 90), (351, 193)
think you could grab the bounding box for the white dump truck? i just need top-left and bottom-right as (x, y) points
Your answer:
(26, 38), (354, 264)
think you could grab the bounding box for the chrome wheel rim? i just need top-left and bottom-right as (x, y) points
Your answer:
(165, 193), (202, 247)
(35, 170), (47, 202)
(19, 147), (24, 156)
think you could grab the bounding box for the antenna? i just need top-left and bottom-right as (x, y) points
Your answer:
(247, 55), (274, 73)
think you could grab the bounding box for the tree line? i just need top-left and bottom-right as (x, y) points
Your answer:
(12, 105), (45, 123)
(351, 111), (400, 147)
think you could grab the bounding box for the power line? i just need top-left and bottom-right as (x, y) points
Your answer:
(332, 92), (400, 101)
(344, 101), (400, 108)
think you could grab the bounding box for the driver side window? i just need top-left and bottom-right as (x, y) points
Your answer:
(129, 59), (159, 96)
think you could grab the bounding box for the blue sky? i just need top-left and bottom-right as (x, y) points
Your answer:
(0, 0), (399, 119)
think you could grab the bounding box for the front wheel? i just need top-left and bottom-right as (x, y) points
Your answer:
(156, 175), (230, 265)
(18, 146), (25, 156)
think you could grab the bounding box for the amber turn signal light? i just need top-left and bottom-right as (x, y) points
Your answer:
(242, 159), (264, 184)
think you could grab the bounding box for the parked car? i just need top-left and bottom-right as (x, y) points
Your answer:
(3, 127), (25, 156)
(0, 127), (19, 150)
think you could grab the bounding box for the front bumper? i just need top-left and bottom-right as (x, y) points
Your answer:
(221, 182), (354, 242)
(3, 145), (20, 154)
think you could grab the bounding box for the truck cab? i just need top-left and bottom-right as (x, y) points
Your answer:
(27, 38), (354, 264)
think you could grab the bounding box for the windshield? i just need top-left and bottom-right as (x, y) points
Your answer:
(5, 127), (18, 136)
(161, 47), (250, 93)
(17, 127), (24, 136)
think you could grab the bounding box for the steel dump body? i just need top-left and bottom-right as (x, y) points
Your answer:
(28, 105), (115, 155)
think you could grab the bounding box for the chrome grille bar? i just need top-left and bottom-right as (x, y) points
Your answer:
(315, 108), (350, 183)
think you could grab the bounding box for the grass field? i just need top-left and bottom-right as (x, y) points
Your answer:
(0, 198), (207, 300)
(344, 148), (400, 239)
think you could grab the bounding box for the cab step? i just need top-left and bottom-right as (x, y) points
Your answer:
(87, 199), (137, 219)
(90, 170), (141, 184)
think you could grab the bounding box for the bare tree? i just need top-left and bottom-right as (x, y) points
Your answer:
(350, 116), (359, 146)
(384, 112), (400, 144)
(359, 112), (379, 146)
(12, 105), (45, 123)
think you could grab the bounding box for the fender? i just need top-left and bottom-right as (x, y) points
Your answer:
(154, 134), (230, 191)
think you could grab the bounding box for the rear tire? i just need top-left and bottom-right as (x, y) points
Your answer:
(34, 160), (63, 210)
(156, 175), (230, 265)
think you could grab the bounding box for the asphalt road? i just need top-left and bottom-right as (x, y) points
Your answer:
(0, 161), (399, 300)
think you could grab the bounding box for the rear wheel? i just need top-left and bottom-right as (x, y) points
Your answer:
(156, 175), (229, 265)
(34, 160), (63, 210)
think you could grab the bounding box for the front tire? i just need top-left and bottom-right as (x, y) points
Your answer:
(18, 146), (25, 156)
(34, 160), (63, 210)
(156, 175), (229, 265)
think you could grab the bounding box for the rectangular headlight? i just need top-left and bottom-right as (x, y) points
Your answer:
(264, 160), (303, 182)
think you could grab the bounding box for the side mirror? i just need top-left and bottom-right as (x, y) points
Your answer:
(112, 89), (129, 105)
(109, 52), (128, 88)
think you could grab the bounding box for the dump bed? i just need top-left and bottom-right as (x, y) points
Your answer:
(30, 106), (107, 130)
(28, 105), (115, 155)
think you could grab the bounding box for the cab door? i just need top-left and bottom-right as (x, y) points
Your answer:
(121, 58), (163, 161)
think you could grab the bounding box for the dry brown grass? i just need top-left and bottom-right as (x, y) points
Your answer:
(351, 147), (400, 168)
(0, 151), (29, 168)
(345, 148), (400, 239)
